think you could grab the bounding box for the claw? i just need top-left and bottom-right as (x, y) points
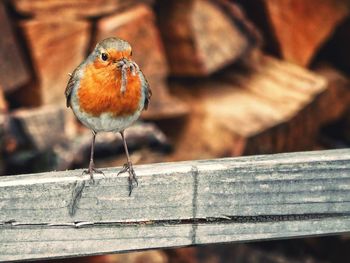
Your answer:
(83, 165), (104, 184)
(117, 162), (138, 196)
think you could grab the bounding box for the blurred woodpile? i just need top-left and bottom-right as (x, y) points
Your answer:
(1, 0), (350, 262)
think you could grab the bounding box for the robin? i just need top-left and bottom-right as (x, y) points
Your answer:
(65, 37), (151, 195)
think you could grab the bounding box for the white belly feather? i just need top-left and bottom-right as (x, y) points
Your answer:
(70, 82), (145, 133)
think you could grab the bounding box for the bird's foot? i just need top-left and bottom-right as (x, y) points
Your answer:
(83, 163), (104, 184)
(117, 162), (138, 196)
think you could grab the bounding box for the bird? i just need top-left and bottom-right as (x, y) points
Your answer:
(65, 37), (151, 195)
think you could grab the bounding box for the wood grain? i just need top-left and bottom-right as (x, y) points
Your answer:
(1, 149), (350, 261)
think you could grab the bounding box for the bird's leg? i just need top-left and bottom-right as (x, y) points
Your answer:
(117, 130), (138, 196)
(83, 131), (104, 182)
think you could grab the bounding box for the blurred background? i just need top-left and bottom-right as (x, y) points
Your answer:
(1, 0), (350, 262)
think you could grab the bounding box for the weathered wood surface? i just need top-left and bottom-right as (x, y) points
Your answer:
(1, 149), (350, 261)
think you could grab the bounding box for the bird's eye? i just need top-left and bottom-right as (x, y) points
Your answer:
(101, 53), (108, 61)
(130, 50), (132, 56)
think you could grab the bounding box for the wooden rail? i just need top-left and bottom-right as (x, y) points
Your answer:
(1, 149), (350, 262)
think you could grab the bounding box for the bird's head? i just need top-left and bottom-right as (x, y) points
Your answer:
(90, 37), (133, 69)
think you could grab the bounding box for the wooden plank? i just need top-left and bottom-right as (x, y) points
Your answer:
(96, 4), (189, 119)
(0, 2), (30, 92)
(1, 149), (350, 261)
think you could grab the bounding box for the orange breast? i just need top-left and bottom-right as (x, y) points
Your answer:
(78, 62), (142, 117)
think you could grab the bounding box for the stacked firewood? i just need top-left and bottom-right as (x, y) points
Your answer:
(1, 1), (350, 262)
(1, 0), (350, 175)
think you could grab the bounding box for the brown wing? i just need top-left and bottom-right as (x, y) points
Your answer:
(143, 77), (152, 111)
(65, 68), (79, 108)
(139, 70), (151, 111)
(65, 75), (74, 108)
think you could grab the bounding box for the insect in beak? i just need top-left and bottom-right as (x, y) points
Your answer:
(116, 58), (140, 94)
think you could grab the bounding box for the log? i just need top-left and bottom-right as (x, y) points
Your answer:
(239, 0), (350, 66)
(53, 122), (170, 171)
(208, 243), (328, 263)
(1, 149), (350, 261)
(0, 90), (7, 175)
(157, 0), (260, 76)
(86, 251), (167, 263)
(8, 105), (67, 151)
(17, 19), (90, 106)
(167, 56), (334, 160)
(0, 1), (30, 92)
(315, 66), (350, 149)
(4, 118), (169, 174)
(0, 88), (7, 113)
(12, 0), (139, 18)
(313, 63), (350, 125)
(96, 4), (189, 119)
(0, 113), (5, 175)
(318, 18), (350, 74)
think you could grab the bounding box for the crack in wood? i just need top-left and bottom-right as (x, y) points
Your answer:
(191, 165), (199, 245)
(68, 180), (86, 216)
(1, 213), (349, 228)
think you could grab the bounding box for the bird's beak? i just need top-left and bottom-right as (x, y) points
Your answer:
(115, 58), (129, 68)
(115, 60), (122, 69)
